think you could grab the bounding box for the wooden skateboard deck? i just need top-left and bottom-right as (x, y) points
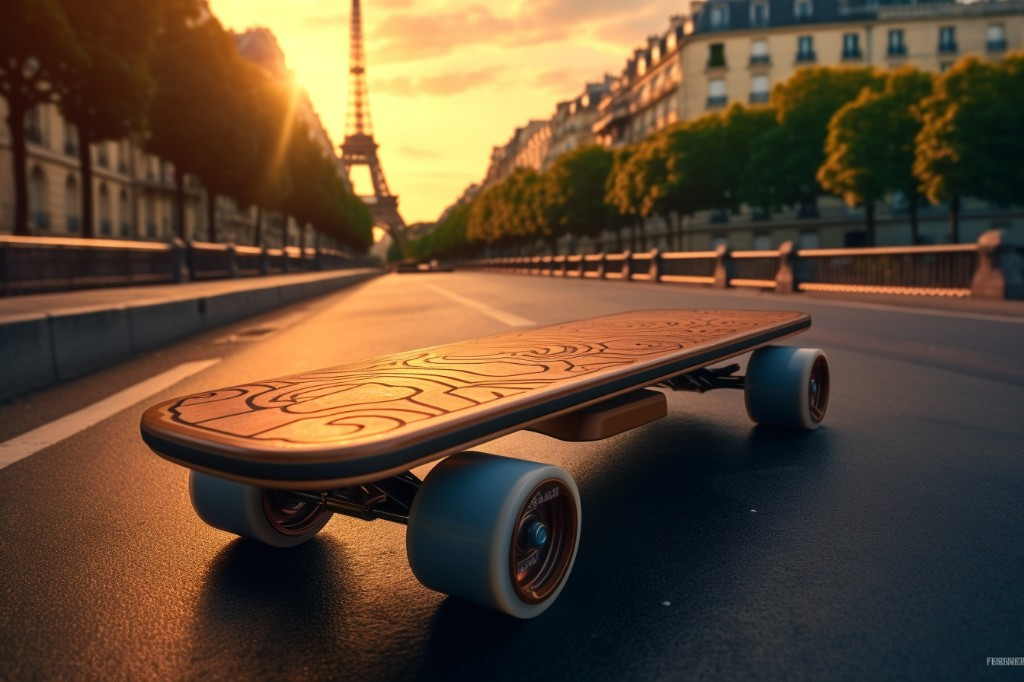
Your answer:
(141, 309), (809, 488)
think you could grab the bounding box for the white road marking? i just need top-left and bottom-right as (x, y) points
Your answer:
(0, 359), (220, 470)
(423, 283), (536, 327)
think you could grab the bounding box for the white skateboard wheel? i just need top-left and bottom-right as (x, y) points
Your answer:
(744, 346), (830, 429)
(406, 452), (581, 619)
(189, 470), (332, 548)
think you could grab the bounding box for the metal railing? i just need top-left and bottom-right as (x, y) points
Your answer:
(464, 230), (1022, 300)
(0, 235), (376, 296)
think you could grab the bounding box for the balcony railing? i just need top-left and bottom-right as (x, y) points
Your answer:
(938, 41), (958, 53)
(64, 141), (78, 156)
(749, 92), (770, 104)
(749, 54), (771, 65)
(987, 39), (1007, 52)
(887, 44), (907, 57)
(796, 50), (816, 63)
(841, 48), (863, 60)
(706, 95), (728, 108)
(32, 211), (50, 230)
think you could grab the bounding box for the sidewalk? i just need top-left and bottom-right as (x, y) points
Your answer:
(0, 268), (382, 402)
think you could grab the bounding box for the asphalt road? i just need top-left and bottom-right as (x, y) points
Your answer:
(1, 272), (1022, 681)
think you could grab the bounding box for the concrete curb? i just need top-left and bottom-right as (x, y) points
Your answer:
(0, 269), (380, 403)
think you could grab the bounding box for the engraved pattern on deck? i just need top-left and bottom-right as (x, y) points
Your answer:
(156, 311), (800, 447)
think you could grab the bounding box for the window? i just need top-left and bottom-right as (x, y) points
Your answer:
(799, 231), (820, 249)
(751, 1), (769, 27)
(98, 184), (111, 236)
(145, 196), (156, 238)
(30, 167), (48, 230)
(97, 143), (109, 168)
(888, 29), (906, 56)
(939, 26), (956, 53)
(64, 121), (78, 156)
(796, 36), (815, 62)
(708, 43), (726, 68)
(842, 33), (862, 60)
(65, 176), (79, 232)
(794, 0), (813, 20)
(709, 4), (728, 29)
(753, 234), (773, 250)
(25, 107), (44, 146)
(707, 78), (727, 108)
(750, 74), (770, 104)
(987, 24), (1007, 52)
(750, 39), (770, 65)
(119, 190), (131, 237)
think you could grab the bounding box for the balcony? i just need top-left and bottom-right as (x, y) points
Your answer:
(796, 50), (816, 63)
(26, 128), (43, 145)
(749, 54), (771, 66)
(706, 95), (728, 108)
(64, 141), (79, 156)
(66, 216), (80, 232)
(749, 92), (770, 104)
(887, 44), (907, 57)
(938, 41), (958, 54)
(100, 220), (112, 236)
(841, 48), (863, 61)
(33, 211), (51, 230)
(987, 38), (1007, 52)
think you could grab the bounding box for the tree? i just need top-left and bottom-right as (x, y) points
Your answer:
(772, 66), (883, 211)
(147, 13), (273, 242)
(915, 54), (1024, 242)
(545, 145), (615, 252)
(0, 0), (88, 235)
(57, 0), (190, 238)
(605, 147), (642, 251)
(819, 67), (934, 245)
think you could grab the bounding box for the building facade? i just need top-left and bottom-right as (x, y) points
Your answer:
(1, 27), (349, 248)
(594, 16), (688, 148)
(681, 0), (1024, 119)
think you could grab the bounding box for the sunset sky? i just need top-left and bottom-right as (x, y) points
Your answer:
(210, 0), (688, 224)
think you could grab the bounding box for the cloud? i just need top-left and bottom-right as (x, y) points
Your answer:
(365, 0), (684, 64)
(532, 68), (599, 95)
(374, 68), (501, 96)
(370, 6), (517, 63)
(397, 144), (442, 159)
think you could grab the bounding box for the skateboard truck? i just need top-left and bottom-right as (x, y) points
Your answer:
(290, 472), (421, 525)
(661, 363), (744, 393)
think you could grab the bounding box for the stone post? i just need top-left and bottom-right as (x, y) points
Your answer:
(712, 244), (732, 288)
(226, 243), (239, 278)
(169, 238), (190, 283)
(971, 230), (1023, 299)
(775, 241), (796, 294)
(597, 252), (607, 279)
(649, 248), (662, 283)
(622, 250), (632, 280)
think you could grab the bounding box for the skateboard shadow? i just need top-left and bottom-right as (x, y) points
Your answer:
(417, 417), (837, 676)
(190, 536), (354, 669)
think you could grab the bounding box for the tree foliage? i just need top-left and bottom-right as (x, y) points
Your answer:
(915, 53), (1024, 209)
(819, 67), (934, 243)
(0, 0), (89, 234)
(771, 66), (884, 207)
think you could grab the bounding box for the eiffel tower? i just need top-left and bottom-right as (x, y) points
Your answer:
(341, 0), (405, 245)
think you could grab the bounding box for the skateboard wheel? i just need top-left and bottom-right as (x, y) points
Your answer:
(406, 452), (581, 619)
(745, 346), (830, 429)
(189, 471), (332, 548)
